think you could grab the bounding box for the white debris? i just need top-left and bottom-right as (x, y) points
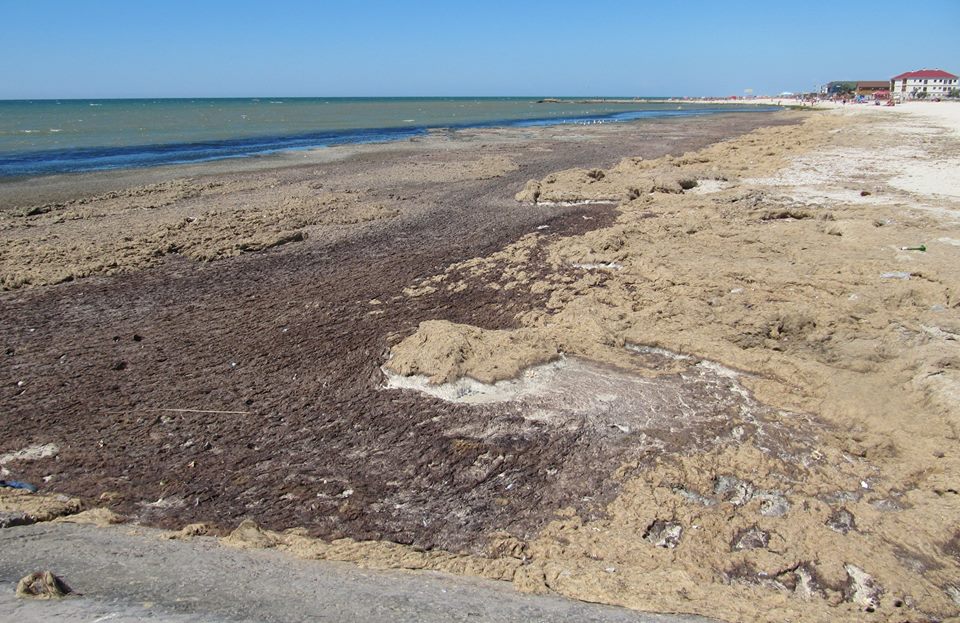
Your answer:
(845, 564), (883, 611)
(572, 262), (622, 271)
(0, 444), (60, 476)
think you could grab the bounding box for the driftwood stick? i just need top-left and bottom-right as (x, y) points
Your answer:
(105, 408), (250, 415)
(159, 408), (250, 415)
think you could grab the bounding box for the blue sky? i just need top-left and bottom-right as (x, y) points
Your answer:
(3, 0), (959, 98)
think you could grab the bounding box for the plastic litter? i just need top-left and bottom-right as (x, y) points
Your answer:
(0, 479), (38, 493)
(899, 244), (926, 252)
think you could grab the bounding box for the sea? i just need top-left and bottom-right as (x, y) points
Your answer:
(0, 98), (778, 178)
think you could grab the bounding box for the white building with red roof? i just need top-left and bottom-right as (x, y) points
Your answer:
(890, 69), (958, 100)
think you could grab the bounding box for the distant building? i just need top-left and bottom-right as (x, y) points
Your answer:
(824, 81), (889, 97)
(890, 69), (958, 99)
(824, 81), (856, 96)
(854, 81), (889, 96)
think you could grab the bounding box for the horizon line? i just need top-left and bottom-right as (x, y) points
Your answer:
(0, 94), (795, 102)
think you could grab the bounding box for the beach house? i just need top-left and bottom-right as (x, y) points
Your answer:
(890, 69), (958, 100)
(823, 80), (889, 99)
(854, 81), (889, 96)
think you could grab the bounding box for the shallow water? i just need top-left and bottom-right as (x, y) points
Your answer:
(0, 97), (778, 177)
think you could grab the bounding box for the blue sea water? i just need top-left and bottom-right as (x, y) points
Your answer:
(0, 98), (778, 178)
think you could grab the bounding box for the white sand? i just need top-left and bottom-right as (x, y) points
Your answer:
(746, 101), (960, 205)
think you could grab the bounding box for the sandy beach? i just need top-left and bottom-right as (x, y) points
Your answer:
(3, 102), (960, 622)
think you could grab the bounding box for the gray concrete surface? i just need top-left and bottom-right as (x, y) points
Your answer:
(0, 523), (718, 623)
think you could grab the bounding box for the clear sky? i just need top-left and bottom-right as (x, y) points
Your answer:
(3, 0), (958, 99)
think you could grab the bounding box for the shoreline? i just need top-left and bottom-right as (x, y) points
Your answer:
(0, 104), (781, 181)
(3, 104), (960, 621)
(0, 110), (783, 211)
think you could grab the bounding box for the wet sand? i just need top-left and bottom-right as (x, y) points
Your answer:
(1, 522), (713, 623)
(4, 106), (960, 622)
